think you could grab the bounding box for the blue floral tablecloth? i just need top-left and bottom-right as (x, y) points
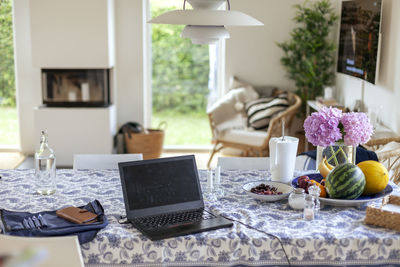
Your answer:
(0, 169), (399, 267)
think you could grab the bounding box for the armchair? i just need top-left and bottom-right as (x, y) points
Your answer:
(207, 90), (301, 168)
(364, 136), (400, 184)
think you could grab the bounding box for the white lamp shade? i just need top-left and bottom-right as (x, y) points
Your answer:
(181, 26), (230, 44)
(187, 0), (225, 10)
(181, 26), (229, 38)
(149, 0), (263, 44)
(149, 10), (263, 26)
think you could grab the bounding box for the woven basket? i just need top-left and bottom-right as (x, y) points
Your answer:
(124, 128), (165, 160)
(365, 195), (400, 231)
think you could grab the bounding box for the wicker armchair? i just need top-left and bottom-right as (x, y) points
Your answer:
(207, 92), (301, 168)
(364, 136), (400, 185)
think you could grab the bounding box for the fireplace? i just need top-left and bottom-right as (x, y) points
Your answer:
(41, 69), (110, 107)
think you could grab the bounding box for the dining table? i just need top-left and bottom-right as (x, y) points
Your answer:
(0, 168), (399, 267)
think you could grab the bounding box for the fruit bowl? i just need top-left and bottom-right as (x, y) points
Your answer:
(243, 181), (293, 202)
(292, 173), (393, 206)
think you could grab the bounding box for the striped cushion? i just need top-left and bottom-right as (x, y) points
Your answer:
(245, 93), (289, 130)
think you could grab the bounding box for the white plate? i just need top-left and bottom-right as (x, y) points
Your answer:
(317, 186), (393, 207)
(243, 181), (293, 202)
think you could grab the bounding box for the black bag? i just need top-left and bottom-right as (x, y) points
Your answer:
(0, 200), (108, 244)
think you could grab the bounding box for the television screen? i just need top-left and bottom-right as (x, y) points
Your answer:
(337, 0), (382, 84)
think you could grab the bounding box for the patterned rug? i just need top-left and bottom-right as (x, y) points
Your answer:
(0, 152), (26, 169)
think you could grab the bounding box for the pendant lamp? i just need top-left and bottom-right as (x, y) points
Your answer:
(148, 0), (263, 45)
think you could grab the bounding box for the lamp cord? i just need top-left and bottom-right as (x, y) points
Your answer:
(183, 0), (231, 10)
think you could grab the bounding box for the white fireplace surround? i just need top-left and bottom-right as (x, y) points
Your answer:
(33, 105), (117, 166)
(28, 0), (118, 164)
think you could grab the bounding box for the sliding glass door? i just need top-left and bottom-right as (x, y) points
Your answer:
(150, 0), (223, 147)
(0, 0), (19, 150)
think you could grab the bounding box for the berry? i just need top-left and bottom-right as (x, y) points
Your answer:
(250, 183), (283, 195)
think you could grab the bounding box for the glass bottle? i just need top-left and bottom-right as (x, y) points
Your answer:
(288, 188), (306, 210)
(202, 169), (217, 202)
(308, 184), (321, 215)
(34, 130), (56, 195)
(213, 166), (224, 198)
(303, 195), (315, 221)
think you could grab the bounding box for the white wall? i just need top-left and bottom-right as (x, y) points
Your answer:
(225, 0), (305, 91)
(29, 0), (114, 68)
(225, 0), (342, 91)
(336, 0), (400, 134)
(13, 0), (42, 154)
(114, 0), (149, 128)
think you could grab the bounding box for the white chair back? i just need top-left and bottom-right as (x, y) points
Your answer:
(217, 156), (315, 171)
(73, 154), (143, 170)
(217, 157), (269, 170)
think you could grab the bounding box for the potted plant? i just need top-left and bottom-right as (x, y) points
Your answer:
(277, 0), (338, 116)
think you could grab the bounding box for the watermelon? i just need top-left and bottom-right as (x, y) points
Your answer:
(325, 163), (366, 199)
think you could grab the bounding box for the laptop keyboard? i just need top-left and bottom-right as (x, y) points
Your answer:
(134, 210), (215, 229)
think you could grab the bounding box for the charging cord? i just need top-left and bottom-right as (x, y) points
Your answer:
(215, 212), (291, 266)
(118, 212), (291, 266)
(117, 215), (129, 224)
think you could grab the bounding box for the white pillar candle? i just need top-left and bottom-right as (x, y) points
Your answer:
(81, 83), (90, 102)
(269, 136), (299, 184)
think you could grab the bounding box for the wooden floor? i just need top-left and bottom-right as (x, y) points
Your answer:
(0, 152), (26, 169)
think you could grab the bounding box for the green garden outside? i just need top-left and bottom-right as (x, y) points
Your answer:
(0, 0), (19, 146)
(0, 107), (18, 146)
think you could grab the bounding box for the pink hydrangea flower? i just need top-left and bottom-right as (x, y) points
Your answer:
(303, 107), (343, 147)
(341, 112), (374, 146)
(304, 107), (373, 147)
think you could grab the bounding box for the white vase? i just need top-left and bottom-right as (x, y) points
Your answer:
(316, 142), (356, 170)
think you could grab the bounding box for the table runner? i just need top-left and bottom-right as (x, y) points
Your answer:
(0, 169), (399, 267)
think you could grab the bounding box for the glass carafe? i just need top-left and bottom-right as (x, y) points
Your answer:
(34, 130), (56, 195)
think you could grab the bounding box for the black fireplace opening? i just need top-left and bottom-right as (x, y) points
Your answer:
(41, 69), (111, 107)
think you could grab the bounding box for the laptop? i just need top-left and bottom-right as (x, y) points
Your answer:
(118, 155), (233, 241)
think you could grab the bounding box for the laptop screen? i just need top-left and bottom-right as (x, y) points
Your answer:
(119, 156), (203, 216)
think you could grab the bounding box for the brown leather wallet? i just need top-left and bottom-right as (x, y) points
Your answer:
(56, 206), (98, 224)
